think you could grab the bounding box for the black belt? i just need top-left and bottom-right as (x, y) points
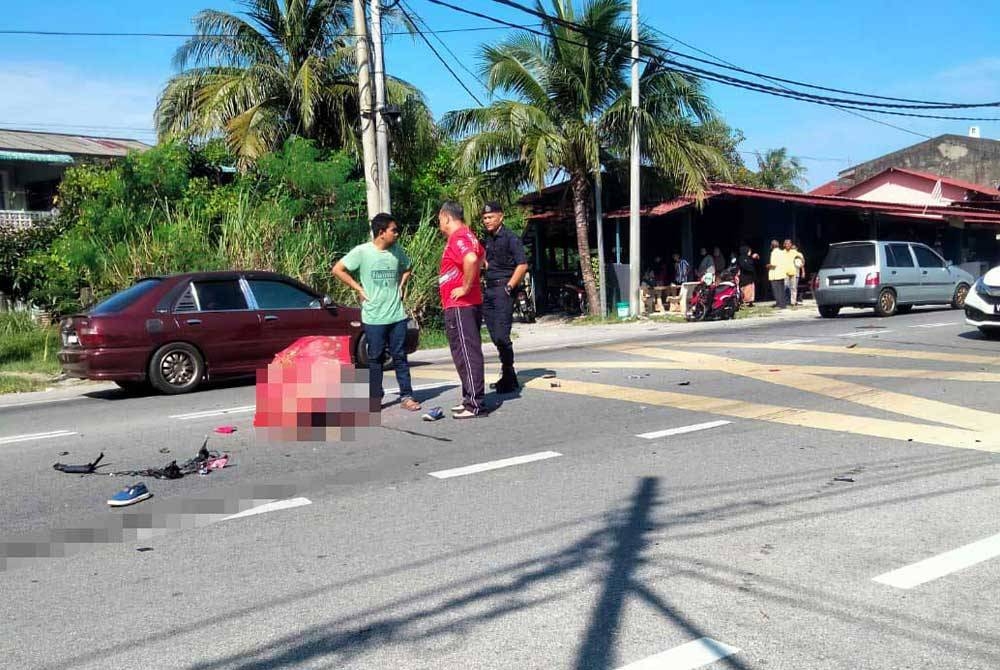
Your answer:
(484, 279), (510, 287)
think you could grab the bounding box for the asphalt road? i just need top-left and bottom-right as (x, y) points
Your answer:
(1, 306), (999, 669)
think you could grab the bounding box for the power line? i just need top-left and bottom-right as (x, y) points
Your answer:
(397, 3), (485, 105)
(483, 0), (998, 110)
(426, 0), (999, 123)
(401, 0), (488, 95)
(646, 25), (931, 140)
(0, 23), (541, 39)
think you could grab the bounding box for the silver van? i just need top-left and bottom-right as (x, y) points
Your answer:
(814, 241), (974, 318)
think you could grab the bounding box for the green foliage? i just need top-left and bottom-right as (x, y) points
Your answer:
(752, 148), (808, 192)
(0, 216), (68, 296)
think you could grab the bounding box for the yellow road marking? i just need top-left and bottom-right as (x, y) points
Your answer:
(618, 347), (1000, 433)
(521, 377), (998, 453)
(632, 341), (1000, 366)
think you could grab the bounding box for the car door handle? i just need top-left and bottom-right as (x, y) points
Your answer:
(922, 270), (928, 275)
(264, 315), (279, 322)
(186, 318), (202, 325)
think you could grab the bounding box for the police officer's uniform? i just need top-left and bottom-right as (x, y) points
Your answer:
(481, 203), (527, 393)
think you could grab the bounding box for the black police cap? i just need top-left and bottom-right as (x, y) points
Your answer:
(482, 201), (504, 215)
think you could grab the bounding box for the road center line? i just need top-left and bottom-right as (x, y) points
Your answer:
(637, 421), (732, 440)
(429, 451), (562, 479)
(0, 430), (77, 445)
(222, 497), (312, 521)
(169, 405), (256, 420)
(769, 338), (815, 345)
(872, 531), (1000, 589)
(616, 637), (740, 670)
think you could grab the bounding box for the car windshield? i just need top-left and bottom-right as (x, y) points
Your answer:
(90, 279), (162, 315)
(822, 244), (875, 269)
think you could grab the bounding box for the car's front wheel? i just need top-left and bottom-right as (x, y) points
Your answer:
(952, 283), (970, 309)
(148, 342), (204, 394)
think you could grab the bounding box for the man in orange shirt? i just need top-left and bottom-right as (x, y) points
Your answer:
(437, 201), (487, 418)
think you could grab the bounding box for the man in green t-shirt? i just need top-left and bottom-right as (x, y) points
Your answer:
(333, 213), (421, 411)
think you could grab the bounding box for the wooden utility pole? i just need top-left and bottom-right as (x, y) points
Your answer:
(353, 0), (379, 220)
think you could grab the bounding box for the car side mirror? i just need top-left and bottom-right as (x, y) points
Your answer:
(321, 295), (337, 311)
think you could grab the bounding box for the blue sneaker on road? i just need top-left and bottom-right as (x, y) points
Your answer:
(107, 482), (152, 507)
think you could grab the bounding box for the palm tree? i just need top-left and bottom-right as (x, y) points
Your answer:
(156, 0), (429, 165)
(754, 148), (808, 192)
(443, 0), (727, 315)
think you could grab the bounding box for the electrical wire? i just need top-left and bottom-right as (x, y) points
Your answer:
(424, 0), (999, 123)
(396, 3), (485, 105)
(483, 0), (999, 110)
(400, 0), (488, 94)
(0, 24), (540, 39)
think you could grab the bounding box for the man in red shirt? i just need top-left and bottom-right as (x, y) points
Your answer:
(437, 201), (486, 418)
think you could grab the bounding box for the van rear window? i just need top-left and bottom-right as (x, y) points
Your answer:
(822, 244), (875, 269)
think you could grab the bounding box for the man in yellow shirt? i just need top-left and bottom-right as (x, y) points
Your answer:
(767, 239), (789, 309)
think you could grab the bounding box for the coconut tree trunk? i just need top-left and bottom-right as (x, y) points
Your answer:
(571, 173), (601, 316)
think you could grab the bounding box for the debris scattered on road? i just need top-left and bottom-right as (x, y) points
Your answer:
(136, 547), (154, 552)
(590, 370), (600, 374)
(846, 343), (858, 349)
(107, 482), (152, 507)
(59, 451), (70, 456)
(214, 425), (237, 434)
(550, 381), (561, 388)
(677, 381), (691, 386)
(53, 452), (104, 474)
(769, 369), (781, 372)
(158, 448), (171, 454)
(627, 375), (643, 380)
(833, 477), (855, 483)
(422, 407), (445, 422)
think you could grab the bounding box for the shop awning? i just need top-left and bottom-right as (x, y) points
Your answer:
(0, 150), (74, 164)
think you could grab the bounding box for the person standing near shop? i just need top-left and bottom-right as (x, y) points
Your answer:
(737, 245), (759, 307)
(332, 213), (420, 412)
(437, 201), (487, 418)
(767, 239), (788, 308)
(480, 202), (528, 393)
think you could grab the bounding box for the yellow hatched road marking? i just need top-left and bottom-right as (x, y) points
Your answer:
(521, 377), (998, 453)
(616, 346), (1000, 433)
(641, 341), (1000, 366)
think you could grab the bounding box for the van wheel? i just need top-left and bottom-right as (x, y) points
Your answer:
(818, 306), (840, 318)
(148, 343), (204, 394)
(896, 305), (913, 314)
(952, 283), (970, 309)
(874, 289), (897, 317)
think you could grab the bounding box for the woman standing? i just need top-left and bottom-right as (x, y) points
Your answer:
(738, 245), (759, 307)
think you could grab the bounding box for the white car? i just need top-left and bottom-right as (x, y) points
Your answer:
(965, 266), (1000, 338)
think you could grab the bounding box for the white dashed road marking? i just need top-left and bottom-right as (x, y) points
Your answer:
(838, 330), (895, 338)
(912, 322), (957, 329)
(873, 531), (1000, 589)
(429, 451), (562, 479)
(222, 497), (313, 521)
(637, 421), (732, 440)
(615, 637), (740, 670)
(0, 430), (77, 445)
(170, 405), (255, 420)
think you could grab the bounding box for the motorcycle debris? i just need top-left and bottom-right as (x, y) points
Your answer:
(677, 381), (691, 386)
(550, 382), (561, 388)
(846, 343), (858, 349)
(833, 477), (855, 483)
(214, 426), (237, 434)
(59, 451), (70, 456)
(158, 448), (171, 454)
(136, 547), (154, 552)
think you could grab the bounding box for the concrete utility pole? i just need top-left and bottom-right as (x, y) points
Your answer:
(628, 0), (641, 317)
(353, 0), (379, 221)
(370, 0), (391, 214)
(594, 159), (608, 317)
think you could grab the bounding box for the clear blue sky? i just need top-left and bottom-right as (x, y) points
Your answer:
(2, 0), (998, 187)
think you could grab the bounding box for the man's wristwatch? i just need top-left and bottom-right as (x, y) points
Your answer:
(504, 284), (513, 295)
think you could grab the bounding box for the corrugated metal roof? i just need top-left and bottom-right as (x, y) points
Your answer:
(0, 128), (151, 157)
(0, 150), (74, 164)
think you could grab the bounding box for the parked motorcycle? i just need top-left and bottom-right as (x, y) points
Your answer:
(686, 265), (742, 321)
(513, 275), (536, 323)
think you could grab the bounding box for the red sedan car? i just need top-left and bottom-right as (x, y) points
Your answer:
(59, 271), (418, 394)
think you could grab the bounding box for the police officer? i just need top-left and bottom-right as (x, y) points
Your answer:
(481, 201), (528, 393)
